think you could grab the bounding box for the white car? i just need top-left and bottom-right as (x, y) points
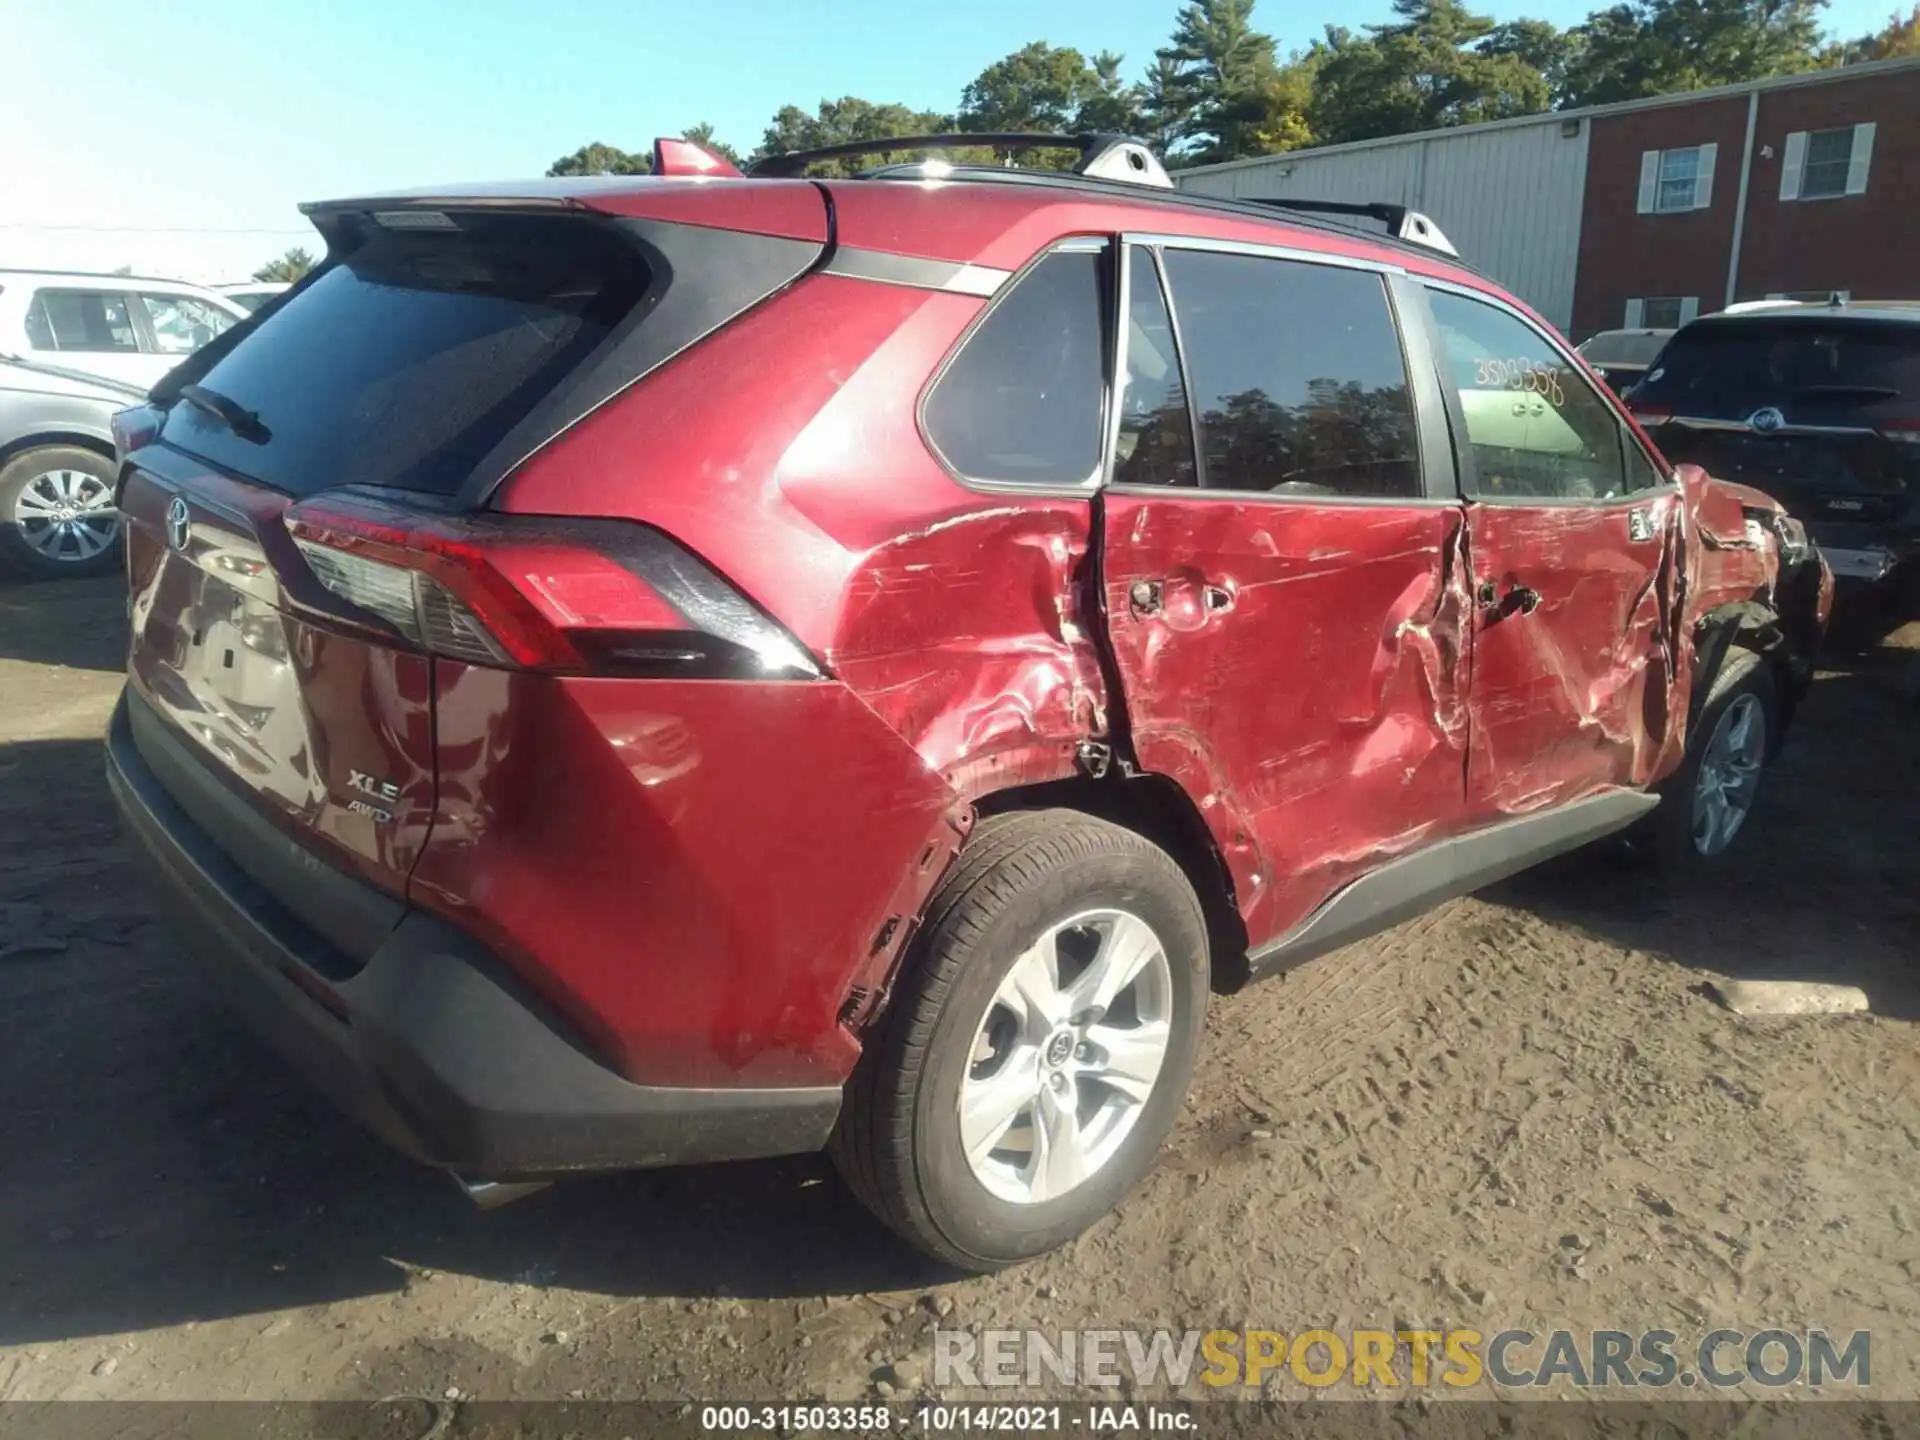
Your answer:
(216, 281), (291, 313)
(0, 269), (248, 392)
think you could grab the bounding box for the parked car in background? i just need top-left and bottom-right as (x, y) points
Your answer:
(0, 353), (142, 576)
(105, 135), (1830, 1272)
(1576, 327), (1673, 396)
(0, 270), (247, 393)
(216, 282), (290, 313)
(1627, 301), (1920, 608)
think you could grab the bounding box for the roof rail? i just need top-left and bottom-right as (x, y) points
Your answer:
(1238, 198), (1458, 258)
(747, 132), (1173, 189)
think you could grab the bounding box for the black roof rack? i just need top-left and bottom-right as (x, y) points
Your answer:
(749, 132), (1174, 188)
(1238, 198), (1459, 258)
(747, 132), (1466, 265)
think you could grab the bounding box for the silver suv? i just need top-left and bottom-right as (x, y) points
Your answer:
(0, 269), (247, 393)
(0, 354), (144, 577)
(0, 271), (248, 577)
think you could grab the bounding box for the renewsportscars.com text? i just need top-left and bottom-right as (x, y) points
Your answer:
(934, 1327), (1871, 1391)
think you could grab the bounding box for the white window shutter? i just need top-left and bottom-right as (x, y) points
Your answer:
(1693, 143), (1717, 209)
(1679, 297), (1700, 324)
(1625, 299), (1645, 328)
(1637, 151), (1660, 213)
(1780, 131), (1807, 201)
(1846, 123), (1876, 195)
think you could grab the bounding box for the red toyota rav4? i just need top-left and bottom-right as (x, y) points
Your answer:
(106, 134), (1831, 1270)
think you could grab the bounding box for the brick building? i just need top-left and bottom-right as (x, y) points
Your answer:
(1176, 56), (1920, 342)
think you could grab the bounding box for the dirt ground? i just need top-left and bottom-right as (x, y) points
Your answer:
(2, 570), (1917, 1416)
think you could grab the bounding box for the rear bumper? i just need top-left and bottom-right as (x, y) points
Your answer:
(105, 690), (841, 1181)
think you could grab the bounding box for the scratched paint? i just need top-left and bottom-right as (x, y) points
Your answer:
(830, 503), (1109, 798)
(1098, 494), (1472, 949)
(1462, 489), (1686, 816)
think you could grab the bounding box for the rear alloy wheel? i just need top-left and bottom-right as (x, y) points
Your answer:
(831, 811), (1208, 1270)
(0, 446), (123, 578)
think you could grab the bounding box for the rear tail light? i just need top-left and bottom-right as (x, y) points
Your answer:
(111, 404), (164, 459)
(284, 492), (821, 679)
(1879, 420), (1920, 446)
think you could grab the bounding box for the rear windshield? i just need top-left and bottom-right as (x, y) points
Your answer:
(160, 214), (649, 497)
(1633, 320), (1920, 421)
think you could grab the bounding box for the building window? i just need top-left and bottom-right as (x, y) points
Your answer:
(1625, 297), (1698, 330)
(1637, 144), (1718, 214)
(1780, 124), (1876, 201)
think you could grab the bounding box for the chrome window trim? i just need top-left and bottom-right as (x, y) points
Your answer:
(1125, 231), (1405, 278)
(822, 248), (1010, 298)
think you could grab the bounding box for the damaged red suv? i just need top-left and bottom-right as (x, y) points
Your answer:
(106, 134), (1832, 1270)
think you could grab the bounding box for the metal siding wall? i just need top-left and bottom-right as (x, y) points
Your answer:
(1177, 120), (1590, 333)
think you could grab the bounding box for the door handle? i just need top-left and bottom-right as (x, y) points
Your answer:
(1478, 578), (1541, 616)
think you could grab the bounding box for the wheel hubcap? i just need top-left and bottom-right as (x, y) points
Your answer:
(1692, 692), (1767, 856)
(957, 908), (1174, 1206)
(12, 469), (120, 562)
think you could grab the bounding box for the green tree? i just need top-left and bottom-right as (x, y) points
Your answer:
(1309, 0), (1553, 145)
(756, 97), (960, 175)
(1557, 0), (1828, 108)
(253, 247), (314, 284)
(959, 42), (1104, 131)
(1150, 0), (1316, 163)
(546, 142), (651, 176)
(1075, 50), (1147, 134)
(1827, 2), (1920, 60)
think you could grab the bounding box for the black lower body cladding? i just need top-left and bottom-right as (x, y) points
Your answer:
(105, 691), (841, 1180)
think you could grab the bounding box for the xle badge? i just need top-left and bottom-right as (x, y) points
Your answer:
(345, 768), (400, 824)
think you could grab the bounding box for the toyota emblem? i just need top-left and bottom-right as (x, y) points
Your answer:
(165, 495), (192, 552)
(1749, 407), (1786, 434)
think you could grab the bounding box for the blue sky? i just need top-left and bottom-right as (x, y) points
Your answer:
(1, 0), (1891, 283)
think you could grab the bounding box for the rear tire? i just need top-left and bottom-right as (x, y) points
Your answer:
(1639, 651), (1778, 870)
(0, 446), (123, 579)
(831, 810), (1208, 1271)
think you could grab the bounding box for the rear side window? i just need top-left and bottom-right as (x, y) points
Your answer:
(160, 215), (649, 498)
(1159, 250), (1421, 498)
(28, 290), (139, 353)
(923, 248), (1106, 487)
(1633, 321), (1920, 423)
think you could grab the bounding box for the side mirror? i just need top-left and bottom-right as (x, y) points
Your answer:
(189, 324), (214, 348)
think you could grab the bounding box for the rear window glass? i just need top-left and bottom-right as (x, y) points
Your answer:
(922, 248), (1107, 487)
(160, 215), (649, 498)
(1633, 321), (1920, 421)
